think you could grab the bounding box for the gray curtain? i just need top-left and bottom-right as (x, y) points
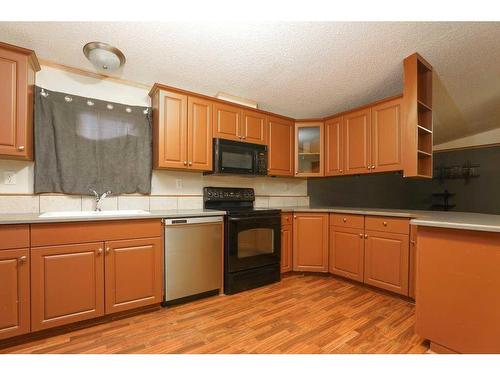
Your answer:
(34, 86), (152, 195)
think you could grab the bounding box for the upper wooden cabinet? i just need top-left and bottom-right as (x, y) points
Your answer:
(151, 88), (212, 171)
(403, 53), (433, 178)
(293, 213), (329, 272)
(324, 116), (344, 176)
(371, 98), (403, 173)
(343, 108), (371, 175)
(241, 109), (267, 145)
(295, 122), (324, 177)
(268, 116), (294, 176)
(213, 101), (241, 142)
(0, 42), (40, 161)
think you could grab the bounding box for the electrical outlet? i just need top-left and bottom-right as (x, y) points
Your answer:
(175, 179), (183, 189)
(4, 171), (16, 185)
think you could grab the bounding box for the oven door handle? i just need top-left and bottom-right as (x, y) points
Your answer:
(228, 216), (280, 222)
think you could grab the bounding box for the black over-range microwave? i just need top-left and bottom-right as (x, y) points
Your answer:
(205, 138), (268, 176)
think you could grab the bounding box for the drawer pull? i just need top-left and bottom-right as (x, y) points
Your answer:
(18, 255), (27, 263)
(364, 234), (368, 239)
(97, 248), (103, 255)
(342, 217), (347, 223)
(18, 146), (25, 151)
(105, 247), (111, 254)
(359, 233), (363, 238)
(383, 221), (388, 227)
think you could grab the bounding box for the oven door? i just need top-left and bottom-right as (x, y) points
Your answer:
(214, 139), (257, 175)
(226, 214), (281, 273)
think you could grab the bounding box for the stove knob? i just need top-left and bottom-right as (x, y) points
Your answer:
(207, 191), (212, 197)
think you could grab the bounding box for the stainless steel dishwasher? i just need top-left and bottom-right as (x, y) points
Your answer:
(163, 216), (223, 305)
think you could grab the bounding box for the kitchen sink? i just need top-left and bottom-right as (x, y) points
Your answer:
(38, 210), (152, 218)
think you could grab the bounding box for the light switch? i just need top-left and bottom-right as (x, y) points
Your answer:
(4, 171), (16, 185)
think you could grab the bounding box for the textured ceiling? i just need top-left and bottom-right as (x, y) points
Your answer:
(0, 22), (499, 144)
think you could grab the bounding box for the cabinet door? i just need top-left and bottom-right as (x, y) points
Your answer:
(0, 48), (33, 160)
(325, 116), (344, 176)
(105, 237), (163, 314)
(295, 122), (324, 177)
(187, 96), (213, 171)
(0, 248), (30, 340)
(364, 230), (409, 295)
(213, 102), (241, 141)
(268, 116), (294, 176)
(293, 213), (329, 272)
(280, 224), (293, 273)
(155, 90), (188, 169)
(31, 242), (105, 331)
(241, 109), (267, 145)
(409, 225), (417, 300)
(371, 98), (403, 172)
(329, 227), (364, 282)
(344, 108), (371, 175)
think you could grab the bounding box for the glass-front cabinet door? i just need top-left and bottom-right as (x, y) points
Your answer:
(295, 122), (324, 177)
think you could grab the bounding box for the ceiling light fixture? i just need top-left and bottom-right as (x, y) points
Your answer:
(83, 42), (126, 71)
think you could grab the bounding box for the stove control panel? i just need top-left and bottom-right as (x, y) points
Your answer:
(203, 187), (255, 202)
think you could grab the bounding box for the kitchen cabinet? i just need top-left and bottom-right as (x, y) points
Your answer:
(31, 242), (105, 331)
(0, 248), (30, 340)
(343, 108), (371, 175)
(0, 42), (40, 160)
(105, 237), (163, 314)
(295, 122), (324, 177)
(293, 213), (328, 272)
(280, 214), (293, 273)
(151, 89), (212, 171)
(324, 116), (344, 176)
(268, 116), (294, 176)
(153, 89), (188, 169)
(371, 98), (403, 172)
(241, 109), (267, 145)
(329, 226), (365, 282)
(212, 102), (241, 142)
(409, 225), (417, 300)
(187, 96), (213, 171)
(363, 230), (409, 295)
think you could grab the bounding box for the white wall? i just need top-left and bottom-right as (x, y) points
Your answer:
(0, 65), (308, 213)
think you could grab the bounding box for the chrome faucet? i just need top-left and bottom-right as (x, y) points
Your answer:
(89, 189), (112, 211)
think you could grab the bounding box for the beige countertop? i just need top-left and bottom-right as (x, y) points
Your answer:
(0, 209), (226, 225)
(271, 206), (500, 233)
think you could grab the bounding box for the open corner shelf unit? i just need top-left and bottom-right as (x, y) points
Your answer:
(403, 53), (433, 178)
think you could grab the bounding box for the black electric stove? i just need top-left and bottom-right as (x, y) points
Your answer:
(203, 187), (281, 294)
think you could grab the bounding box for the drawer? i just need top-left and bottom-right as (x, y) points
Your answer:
(31, 219), (162, 247)
(0, 224), (30, 250)
(281, 213), (293, 226)
(330, 213), (364, 229)
(365, 216), (410, 235)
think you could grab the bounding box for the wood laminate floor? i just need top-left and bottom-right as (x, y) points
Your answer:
(1, 274), (428, 354)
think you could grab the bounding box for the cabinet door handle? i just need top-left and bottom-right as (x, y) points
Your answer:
(188, 161), (192, 166)
(410, 240), (416, 245)
(383, 221), (388, 227)
(183, 161), (187, 166)
(364, 234), (368, 239)
(97, 248), (103, 255)
(18, 146), (25, 151)
(18, 255), (27, 263)
(340, 169), (343, 173)
(342, 217), (347, 223)
(359, 233), (363, 238)
(242, 136), (246, 139)
(371, 165), (375, 169)
(293, 215), (297, 219)
(105, 247), (111, 254)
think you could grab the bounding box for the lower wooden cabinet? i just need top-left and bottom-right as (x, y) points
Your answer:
(409, 225), (417, 299)
(105, 237), (163, 314)
(280, 223), (293, 273)
(363, 230), (409, 295)
(0, 248), (30, 340)
(293, 213), (329, 272)
(31, 242), (105, 332)
(329, 227), (364, 282)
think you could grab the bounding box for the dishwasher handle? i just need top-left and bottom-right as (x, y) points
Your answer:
(163, 216), (223, 226)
